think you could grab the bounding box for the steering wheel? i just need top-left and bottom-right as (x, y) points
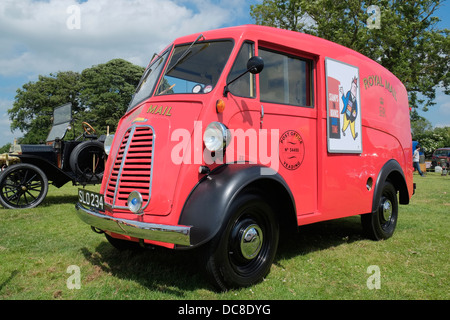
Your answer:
(82, 122), (96, 134)
(159, 83), (176, 95)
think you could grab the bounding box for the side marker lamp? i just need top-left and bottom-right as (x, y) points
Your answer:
(216, 99), (225, 113)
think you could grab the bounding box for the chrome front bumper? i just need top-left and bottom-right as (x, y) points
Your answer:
(75, 203), (191, 246)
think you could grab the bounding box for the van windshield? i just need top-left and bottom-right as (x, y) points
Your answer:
(156, 40), (234, 95)
(127, 49), (170, 112)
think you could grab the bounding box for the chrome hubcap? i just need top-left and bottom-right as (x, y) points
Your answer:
(382, 199), (393, 221)
(240, 224), (263, 259)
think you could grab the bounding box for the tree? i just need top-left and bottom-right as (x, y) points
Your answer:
(250, 0), (306, 31)
(8, 71), (81, 144)
(410, 110), (450, 157)
(413, 126), (450, 157)
(250, 0), (449, 112)
(0, 143), (11, 154)
(8, 59), (144, 143)
(79, 59), (144, 133)
(410, 109), (432, 139)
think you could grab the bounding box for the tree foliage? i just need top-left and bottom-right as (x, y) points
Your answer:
(79, 59), (144, 133)
(9, 71), (81, 144)
(250, 0), (449, 112)
(414, 126), (450, 158)
(410, 110), (432, 138)
(8, 59), (144, 144)
(410, 110), (450, 157)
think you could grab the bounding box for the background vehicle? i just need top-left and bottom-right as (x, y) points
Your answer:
(0, 103), (105, 209)
(431, 147), (450, 168)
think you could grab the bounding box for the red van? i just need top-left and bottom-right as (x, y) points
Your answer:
(75, 25), (414, 290)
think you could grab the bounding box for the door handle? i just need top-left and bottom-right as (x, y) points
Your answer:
(260, 104), (264, 128)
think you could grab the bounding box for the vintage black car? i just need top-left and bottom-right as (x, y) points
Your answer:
(0, 103), (106, 209)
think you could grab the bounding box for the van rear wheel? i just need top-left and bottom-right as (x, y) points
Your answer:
(203, 192), (279, 291)
(362, 181), (398, 240)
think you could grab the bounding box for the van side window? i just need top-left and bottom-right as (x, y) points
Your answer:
(259, 47), (313, 107)
(227, 42), (255, 98)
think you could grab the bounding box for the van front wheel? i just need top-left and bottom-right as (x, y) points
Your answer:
(203, 193), (279, 291)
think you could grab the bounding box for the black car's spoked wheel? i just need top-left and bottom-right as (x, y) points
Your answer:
(0, 163), (48, 209)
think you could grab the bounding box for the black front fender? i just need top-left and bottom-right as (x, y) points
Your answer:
(178, 164), (295, 247)
(16, 154), (73, 188)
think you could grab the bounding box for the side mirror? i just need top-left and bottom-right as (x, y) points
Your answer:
(247, 56), (264, 74)
(224, 56), (264, 97)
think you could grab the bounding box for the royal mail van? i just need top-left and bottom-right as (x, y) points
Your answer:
(75, 25), (414, 290)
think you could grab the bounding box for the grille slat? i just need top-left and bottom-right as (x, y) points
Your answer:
(105, 126), (154, 209)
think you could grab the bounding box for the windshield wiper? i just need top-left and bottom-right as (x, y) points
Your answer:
(166, 34), (205, 74)
(134, 53), (165, 94)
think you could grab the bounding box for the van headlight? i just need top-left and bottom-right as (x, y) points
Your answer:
(127, 191), (143, 215)
(203, 122), (231, 152)
(104, 134), (114, 156)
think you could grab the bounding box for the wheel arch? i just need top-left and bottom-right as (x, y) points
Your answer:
(178, 164), (297, 247)
(242, 178), (298, 237)
(372, 159), (409, 214)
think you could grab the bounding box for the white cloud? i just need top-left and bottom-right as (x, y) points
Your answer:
(0, 0), (243, 77)
(433, 90), (450, 128)
(0, 98), (22, 144)
(0, 0), (253, 146)
(417, 87), (450, 128)
(436, 93), (450, 116)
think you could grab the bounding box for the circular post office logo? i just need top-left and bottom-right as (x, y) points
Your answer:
(279, 130), (305, 170)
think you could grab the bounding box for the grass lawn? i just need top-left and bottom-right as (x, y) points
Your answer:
(0, 172), (448, 300)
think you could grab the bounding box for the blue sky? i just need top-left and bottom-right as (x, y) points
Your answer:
(0, 0), (448, 147)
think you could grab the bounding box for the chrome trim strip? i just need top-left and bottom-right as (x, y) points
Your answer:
(104, 127), (131, 207)
(112, 126), (135, 207)
(106, 124), (155, 210)
(75, 203), (191, 246)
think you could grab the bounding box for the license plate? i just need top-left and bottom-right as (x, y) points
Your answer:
(78, 189), (104, 211)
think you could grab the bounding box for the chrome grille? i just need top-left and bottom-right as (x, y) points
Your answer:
(105, 125), (154, 209)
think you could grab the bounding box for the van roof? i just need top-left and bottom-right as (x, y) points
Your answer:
(174, 24), (401, 83)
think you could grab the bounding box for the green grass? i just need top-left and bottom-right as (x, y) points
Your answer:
(0, 172), (448, 300)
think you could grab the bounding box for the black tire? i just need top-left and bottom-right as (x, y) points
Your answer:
(0, 163), (49, 209)
(69, 140), (105, 182)
(362, 181), (398, 240)
(203, 192), (279, 291)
